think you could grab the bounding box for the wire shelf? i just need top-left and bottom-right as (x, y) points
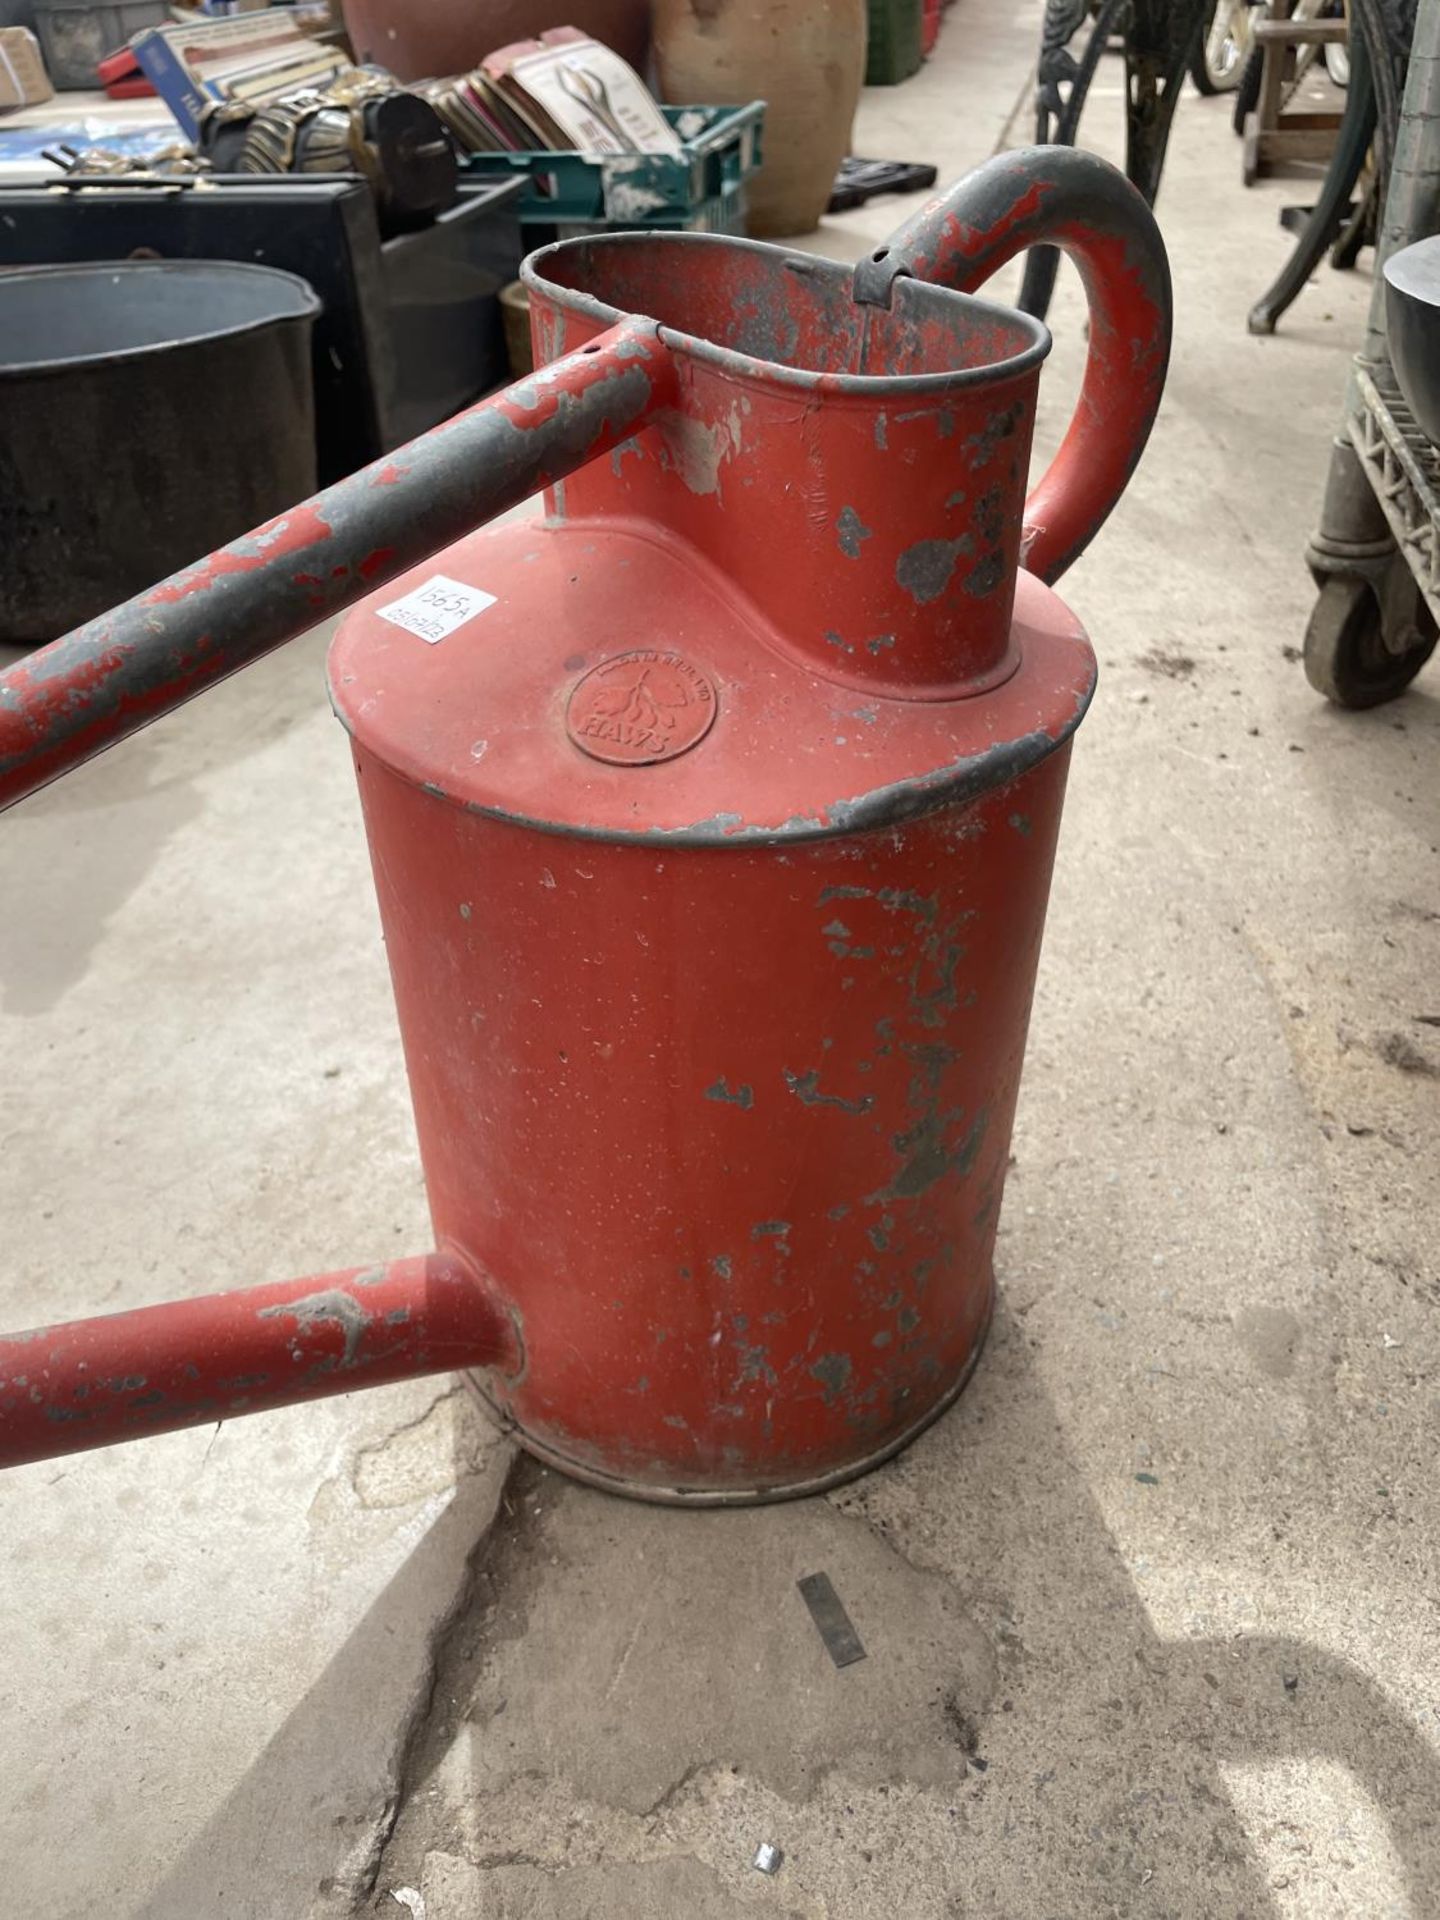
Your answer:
(1348, 360), (1440, 624)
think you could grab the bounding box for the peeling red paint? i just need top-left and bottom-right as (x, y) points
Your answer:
(144, 504), (335, 604)
(320, 151), (1165, 1502)
(0, 152), (1168, 1499)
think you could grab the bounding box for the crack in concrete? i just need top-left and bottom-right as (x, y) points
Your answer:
(823, 1484), (953, 1583)
(347, 1602), (462, 1907)
(642, 1759), (717, 1820)
(360, 1453), (545, 1898)
(360, 1453), (1005, 1911)
(351, 1387), (464, 1477)
(348, 1388), (464, 1509)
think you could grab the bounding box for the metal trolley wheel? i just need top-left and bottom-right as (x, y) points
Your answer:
(1303, 573), (1437, 706)
(1191, 0), (1261, 92)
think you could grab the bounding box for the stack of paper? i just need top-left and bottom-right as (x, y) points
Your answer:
(424, 28), (681, 157)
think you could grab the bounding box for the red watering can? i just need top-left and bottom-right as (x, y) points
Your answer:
(0, 146), (1169, 1501)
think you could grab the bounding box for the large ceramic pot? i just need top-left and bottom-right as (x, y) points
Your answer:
(653, 0), (865, 236)
(343, 0), (649, 80)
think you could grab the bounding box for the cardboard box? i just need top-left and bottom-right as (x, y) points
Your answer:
(0, 27), (54, 110)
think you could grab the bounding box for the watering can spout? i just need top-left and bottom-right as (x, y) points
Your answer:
(0, 1249), (517, 1469)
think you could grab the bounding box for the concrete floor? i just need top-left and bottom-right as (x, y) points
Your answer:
(4, 4), (1440, 1915)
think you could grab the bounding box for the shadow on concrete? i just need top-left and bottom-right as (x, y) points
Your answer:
(131, 1461), (501, 1920)
(0, 733), (205, 1016)
(0, 628), (334, 1017)
(134, 1306), (1440, 1918)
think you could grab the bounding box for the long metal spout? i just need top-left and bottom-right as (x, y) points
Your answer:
(0, 1250), (515, 1469)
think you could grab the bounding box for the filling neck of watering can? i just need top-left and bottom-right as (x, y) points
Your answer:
(522, 233), (1051, 701)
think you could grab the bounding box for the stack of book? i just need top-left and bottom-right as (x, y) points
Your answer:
(422, 28), (681, 157)
(131, 10), (350, 142)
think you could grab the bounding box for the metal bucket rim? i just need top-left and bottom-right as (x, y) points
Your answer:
(0, 259), (321, 380)
(521, 229), (1051, 399)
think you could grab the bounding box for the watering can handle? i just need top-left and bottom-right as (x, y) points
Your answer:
(853, 147), (1172, 587)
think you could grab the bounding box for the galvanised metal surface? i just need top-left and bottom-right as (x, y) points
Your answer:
(0, 146), (1171, 1496)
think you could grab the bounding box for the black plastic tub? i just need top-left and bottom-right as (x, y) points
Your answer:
(0, 260), (320, 644)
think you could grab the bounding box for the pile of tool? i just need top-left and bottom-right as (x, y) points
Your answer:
(199, 66), (456, 230)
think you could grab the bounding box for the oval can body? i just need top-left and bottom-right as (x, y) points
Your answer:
(330, 512), (1094, 1502)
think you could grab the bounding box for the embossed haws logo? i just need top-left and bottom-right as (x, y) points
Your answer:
(566, 649), (718, 766)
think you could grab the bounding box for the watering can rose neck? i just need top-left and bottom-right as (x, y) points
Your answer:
(530, 303), (1042, 702)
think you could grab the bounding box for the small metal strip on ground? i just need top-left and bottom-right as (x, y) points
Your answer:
(797, 1571), (868, 1668)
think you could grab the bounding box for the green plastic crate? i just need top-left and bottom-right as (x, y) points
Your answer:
(572, 179), (747, 236)
(866, 0), (923, 84)
(459, 102), (763, 232)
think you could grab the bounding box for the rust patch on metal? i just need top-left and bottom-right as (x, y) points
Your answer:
(836, 506), (873, 559)
(783, 1069), (874, 1116)
(896, 535), (975, 606)
(885, 1106), (989, 1200)
(705, 1077), (754, 1110)
(810, 1353), (853, 1404)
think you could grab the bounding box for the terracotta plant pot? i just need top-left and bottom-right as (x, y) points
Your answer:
(652, 0), (865, 236)
(342, 0), (649, 80)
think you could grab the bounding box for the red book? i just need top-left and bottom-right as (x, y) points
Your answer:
(96, 44), (156, 95)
